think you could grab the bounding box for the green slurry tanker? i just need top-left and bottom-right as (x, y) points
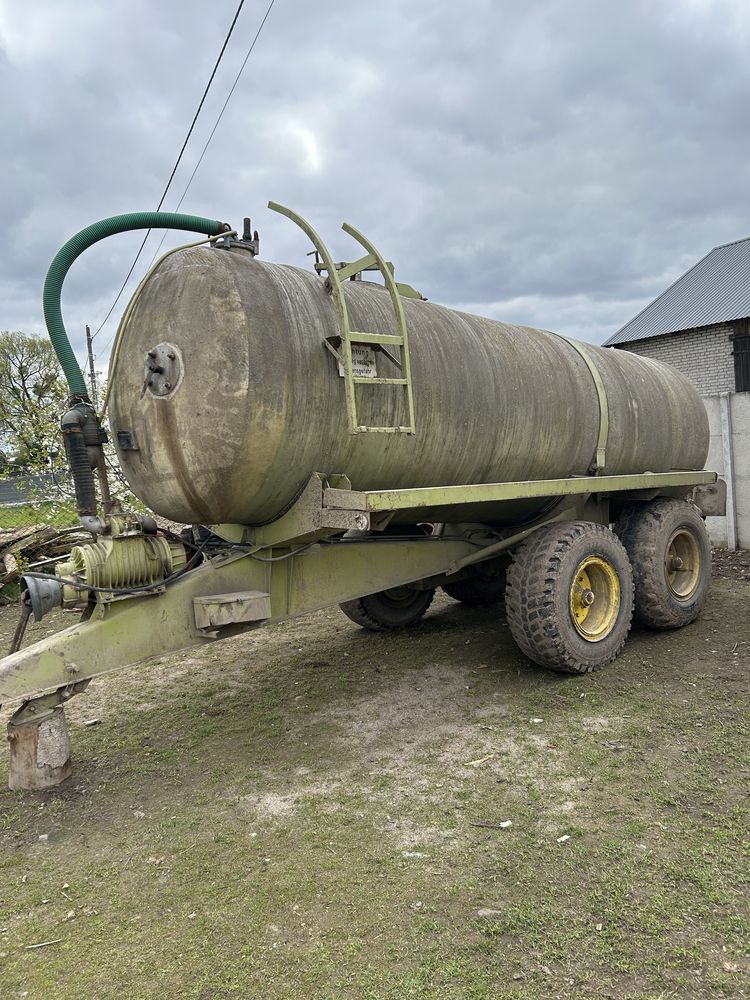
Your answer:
(1, 203), (722, 790)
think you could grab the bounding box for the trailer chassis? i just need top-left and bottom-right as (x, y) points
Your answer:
(1, 469), (719, 789)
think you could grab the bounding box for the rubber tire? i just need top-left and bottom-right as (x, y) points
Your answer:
(614, 499), (711, 629)
(506, 521), (634, 674)
(442, 570), (507, 607)
(339, 586), (435, 631)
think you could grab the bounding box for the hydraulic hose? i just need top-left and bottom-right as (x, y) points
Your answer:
(61, 406), (97, 517)
(43, 212), (231, 399)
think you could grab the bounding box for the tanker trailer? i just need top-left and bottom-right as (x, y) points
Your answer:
(0, 203), (722, 791)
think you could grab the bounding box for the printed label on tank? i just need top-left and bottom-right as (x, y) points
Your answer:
(337, 344), (378, 378)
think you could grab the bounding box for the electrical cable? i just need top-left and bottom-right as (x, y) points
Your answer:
(146, 0), (277, 270)
(91, 0), (247, 342)
(247, 542), (319, 562)
(9, 604), (31, 655)
(21, 529), (493, 602)
(320, 534), (491, 547)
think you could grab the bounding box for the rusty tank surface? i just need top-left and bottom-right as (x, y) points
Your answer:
(109, 244), (708, 527)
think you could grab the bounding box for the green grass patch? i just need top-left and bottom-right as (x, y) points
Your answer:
(0, 501), (76, 529)
(0, 587), (748, 998)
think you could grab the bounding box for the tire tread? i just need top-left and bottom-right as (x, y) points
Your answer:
(506, 521), (633, 674)
(615, 499), (710, 629)
(339, 589), (434, 631)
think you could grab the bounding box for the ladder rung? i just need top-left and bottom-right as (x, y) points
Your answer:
(336, 254), (376, 281)
(355, 426), (414, 434)
(350, 331), (404, 346)
(353, 376), (408, 385)
(268, 205), (415, 437)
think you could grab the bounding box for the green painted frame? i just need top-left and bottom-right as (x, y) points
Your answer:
(0, 469), (716, 710)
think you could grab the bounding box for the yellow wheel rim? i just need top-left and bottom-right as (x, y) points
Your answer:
(665, 529), (701, 599)
(569, 556), (621, 642)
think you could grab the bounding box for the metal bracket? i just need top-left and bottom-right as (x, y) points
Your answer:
(193, 591), (271, 632)
(444, 505), (578, 575)
(690, 479), (727, 517)
(553, 335), (609, 474)
(211, 473), (371, 548)
(8, 680), (90, 727)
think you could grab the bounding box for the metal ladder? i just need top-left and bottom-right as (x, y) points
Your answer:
(269, 202), (416, 435)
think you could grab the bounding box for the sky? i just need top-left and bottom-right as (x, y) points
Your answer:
(1, 0), (750, 371)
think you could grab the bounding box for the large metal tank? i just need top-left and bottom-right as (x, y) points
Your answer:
(109, 245), (709, 526)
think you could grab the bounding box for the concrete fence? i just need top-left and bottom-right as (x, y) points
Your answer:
(702, 392), (749, 549)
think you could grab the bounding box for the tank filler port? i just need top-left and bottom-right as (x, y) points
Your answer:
(144, 342), (183, 398)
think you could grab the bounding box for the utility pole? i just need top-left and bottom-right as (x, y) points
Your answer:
(85, 324), (98, 407)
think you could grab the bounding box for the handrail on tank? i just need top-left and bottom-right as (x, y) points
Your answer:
(341, 222), (416, 434)
(268, 201), (415, 435)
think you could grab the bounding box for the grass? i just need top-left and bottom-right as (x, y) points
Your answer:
(0, 582), (748, 999)
(0, 501), (76, 530)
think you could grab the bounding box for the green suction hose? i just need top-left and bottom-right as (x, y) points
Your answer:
(43, 211), (230, 399)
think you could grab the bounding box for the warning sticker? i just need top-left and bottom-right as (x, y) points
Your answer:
(338, 344), (378, 379)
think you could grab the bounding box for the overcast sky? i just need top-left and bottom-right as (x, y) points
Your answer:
(2, 0), (749, 369)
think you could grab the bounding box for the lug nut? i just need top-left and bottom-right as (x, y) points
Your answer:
(581, 589), (595, 606)
(164, 381), (172, 391)
(670, 556), (684, 570)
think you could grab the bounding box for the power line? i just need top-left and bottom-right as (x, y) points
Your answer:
(98, 0), (277, 359)
(91, 0), (247, 341)
(144, 0), (277, 275)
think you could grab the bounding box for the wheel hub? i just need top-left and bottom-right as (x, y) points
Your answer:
(569, 556), (621, 642)
(665, 529), (701, 599)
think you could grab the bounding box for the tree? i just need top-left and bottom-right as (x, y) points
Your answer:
(0, 331), (143, 521)
(0, 331), (68, 468)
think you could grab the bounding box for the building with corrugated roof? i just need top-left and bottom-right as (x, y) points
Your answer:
(606, 238), (749, 550)
(604, 236), (750, 395)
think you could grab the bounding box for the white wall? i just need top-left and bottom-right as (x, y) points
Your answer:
(701, 392), (749, 549)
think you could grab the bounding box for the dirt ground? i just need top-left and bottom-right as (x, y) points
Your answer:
(711, 547), (750, 583)
(0, 555), (748, 999)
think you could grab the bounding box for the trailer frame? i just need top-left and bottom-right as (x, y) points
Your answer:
(1, 468), (718, 789)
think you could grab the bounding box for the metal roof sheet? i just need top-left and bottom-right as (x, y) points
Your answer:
(605, 236), (750, 346)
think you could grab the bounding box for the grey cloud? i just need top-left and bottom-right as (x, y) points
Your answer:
(1, 0), (749, 362)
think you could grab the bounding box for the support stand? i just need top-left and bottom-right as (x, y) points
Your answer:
(7, 703), (72, 791)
